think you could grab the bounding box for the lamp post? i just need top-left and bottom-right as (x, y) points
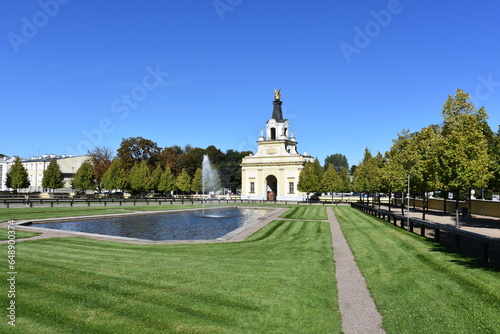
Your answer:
(407, 174), (410, 228)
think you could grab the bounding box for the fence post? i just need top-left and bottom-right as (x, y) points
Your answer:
(420, 225), (425, 237)
(434, 228), (440, 242)
(482, 241), (490, 262)
(454, 234), (460, 250)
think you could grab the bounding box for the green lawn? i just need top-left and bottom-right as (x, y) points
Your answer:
(1, 219), (340, 333)
(0, 227), (41, 240)
(279, 206), (327, 220)
(333, 206), (500, 334)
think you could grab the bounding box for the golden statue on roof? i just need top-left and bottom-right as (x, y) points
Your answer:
(274, 88), (281, 101)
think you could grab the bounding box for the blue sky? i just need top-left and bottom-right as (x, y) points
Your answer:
(1, 0), (499, 167)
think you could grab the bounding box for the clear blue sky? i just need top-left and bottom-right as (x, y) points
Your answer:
(2, 0), (500, 167)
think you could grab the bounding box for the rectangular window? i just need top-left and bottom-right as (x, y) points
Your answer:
(250, 182), (255, 193)
(289, 182), (294, 194)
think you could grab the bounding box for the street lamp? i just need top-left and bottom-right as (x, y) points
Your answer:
(407, 174), (410, 228)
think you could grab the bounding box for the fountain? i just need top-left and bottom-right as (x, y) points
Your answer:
(201, 155), (224, 218)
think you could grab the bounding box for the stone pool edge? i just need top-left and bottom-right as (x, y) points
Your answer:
(0, 207), (288, 245)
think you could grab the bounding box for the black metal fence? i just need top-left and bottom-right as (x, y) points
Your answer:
(0, 197), (330, 208)
(352, 202), (500, 266)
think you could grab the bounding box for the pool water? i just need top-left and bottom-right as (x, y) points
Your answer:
(34, 207), (270, 241)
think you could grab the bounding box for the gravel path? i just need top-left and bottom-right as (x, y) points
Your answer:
(328, 207), (385, 334)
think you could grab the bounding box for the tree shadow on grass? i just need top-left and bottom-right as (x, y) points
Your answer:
(428, 242), (500, 272)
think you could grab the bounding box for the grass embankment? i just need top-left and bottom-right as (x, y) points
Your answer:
(280, 206), (328, 220)
(333, 206), (500, 333)
(1, 207), (340, 333)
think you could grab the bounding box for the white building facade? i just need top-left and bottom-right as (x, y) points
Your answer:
(0, 154), (89, 192)
(240, 92), (314, 201)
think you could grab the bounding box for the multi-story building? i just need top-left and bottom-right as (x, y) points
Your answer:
(240, 91), (314, 201)
(0, 154), (89, 193)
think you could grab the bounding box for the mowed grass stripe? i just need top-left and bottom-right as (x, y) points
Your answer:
(4, 219), (340, 333)
(0, 227), (41, 240)
(279, 206), (327, 220)
(334, 206), (500, 334)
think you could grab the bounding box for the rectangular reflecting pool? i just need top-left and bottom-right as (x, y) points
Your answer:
(33, 207), (271, 241)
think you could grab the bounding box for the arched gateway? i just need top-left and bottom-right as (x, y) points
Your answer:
(240, 90), (314, 201)
(266, 175), (278, 201)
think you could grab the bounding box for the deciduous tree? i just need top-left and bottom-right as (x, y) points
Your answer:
(72, 161), (95, 192)
(42, 158), (64, 192)
(87, 147), (113, 192)
(158, 166), (176, 195)
(102, 159), (128, 192)
(440, 89), (492, 213)
(322, 164), (341, 203)
(175, 169), (192, 194)
(6, 157), (30, 191)
(117, 137), (161, 171)
(192, 168), (203, 193)
(129, 160), (151, 194)
(324, 153), (349, 174)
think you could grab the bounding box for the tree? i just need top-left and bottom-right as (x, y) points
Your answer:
(175, 169), (192, 194)
(117, 137), (161, 171)
(42, 158), (64, 192)
(178, 147), (205, 177)
(102, 159), (128, 192)
(412, 125), (443, 219)
(298, 160), (322, 201)
(219, 149), (252, 193)
(385, 131), (419, 212)
(87, 147), (113, 192)
(158, 166), (176, 195)
(324, 153), (349, 174)
(339, 167), (351, 200)
(440, 89), (492, 213)
(352, 148), (382, 205)
(129, 160), (151, 194)
(311, 158), (324, 183)
(72, 161), (95, 192)
(192, 168), (203, 193)
(6, 157), (30, 191)
(205, 145), (225, 166)
(146, 164), (162, 194)
(489, 126), (500, 194)
(158, 146), (181, 176)
(322, 164), (341, 203)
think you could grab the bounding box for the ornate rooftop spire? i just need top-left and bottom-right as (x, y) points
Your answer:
(272, 89), (283, 121)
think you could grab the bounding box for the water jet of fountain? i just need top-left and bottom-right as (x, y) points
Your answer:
(202, 155), (220, 217)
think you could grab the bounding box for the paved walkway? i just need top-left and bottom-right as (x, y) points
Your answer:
(328, 207), (385, 334)
(376, 204), (500, 238)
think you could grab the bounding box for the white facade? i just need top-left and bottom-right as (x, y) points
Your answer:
(240, 95), (314, 201)
(0, 154), (89, 192)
